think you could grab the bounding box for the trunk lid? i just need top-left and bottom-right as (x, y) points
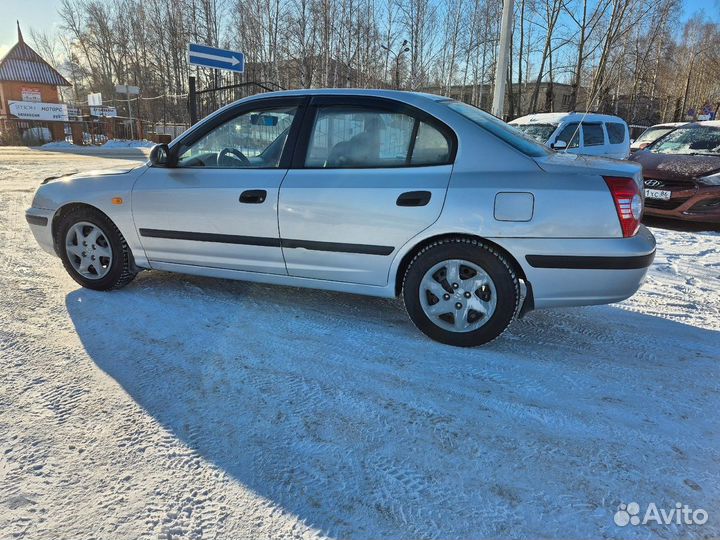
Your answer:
(534, 152), (643, 187)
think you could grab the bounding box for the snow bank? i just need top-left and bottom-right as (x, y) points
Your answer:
(102, 139), (155, 148)
(41, 141), (77, 149)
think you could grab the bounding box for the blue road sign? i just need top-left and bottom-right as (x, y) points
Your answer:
(188, 43), (245, 73)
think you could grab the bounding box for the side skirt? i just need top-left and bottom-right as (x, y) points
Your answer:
(148, 260), (397, 299)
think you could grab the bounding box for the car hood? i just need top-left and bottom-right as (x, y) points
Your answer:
(42, 165), (143, 184)
(630, 151), (720, 180)
(534, 152), (642, 183)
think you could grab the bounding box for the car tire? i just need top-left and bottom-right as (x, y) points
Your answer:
(402, 238), (520, 347)
(55, 206), (138, 291)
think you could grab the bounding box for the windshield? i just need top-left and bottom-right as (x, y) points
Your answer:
(446, 101), (550, 157)
(510, 123), (556, 143)
(635, 126), (675, 145)
(651, 126), (720, 156)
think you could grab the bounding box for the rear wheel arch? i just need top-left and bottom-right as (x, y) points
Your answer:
(394, 233), (529, 297)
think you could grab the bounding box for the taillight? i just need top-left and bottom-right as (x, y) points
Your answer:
(604, 176), (642, 237)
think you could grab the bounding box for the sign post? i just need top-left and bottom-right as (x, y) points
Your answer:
(186, 43), (246, 125)
(116, 85), (140, 139)
(188, 76), (198, 125)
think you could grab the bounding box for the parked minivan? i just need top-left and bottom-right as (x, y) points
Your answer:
(510, 112), (631, 159)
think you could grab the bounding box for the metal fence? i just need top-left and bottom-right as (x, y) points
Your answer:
(0, 117), (160, 146)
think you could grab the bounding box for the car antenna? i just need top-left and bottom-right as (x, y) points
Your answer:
(561, 85), (603, 154)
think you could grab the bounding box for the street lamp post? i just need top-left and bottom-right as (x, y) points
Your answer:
(492, 0), (514, 118)
(381, 40), (410, 89)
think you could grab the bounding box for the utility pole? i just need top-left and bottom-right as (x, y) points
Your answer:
(126, 87), (134, 140)
(491, 0), (513, 119)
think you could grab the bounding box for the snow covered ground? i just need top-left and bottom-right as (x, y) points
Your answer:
(1, 147), (718, 539)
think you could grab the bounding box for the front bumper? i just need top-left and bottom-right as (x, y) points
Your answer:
(493, 226), (656, 309)
(26, 208), (57, 255)
(644, 184), (720, 223)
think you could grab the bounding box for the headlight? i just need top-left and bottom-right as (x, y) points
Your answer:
(698, 172), (720, 186)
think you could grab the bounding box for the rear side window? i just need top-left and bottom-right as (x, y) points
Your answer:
(555, 122), (580, 148)
(411, 122), (451, 165)
(305, 106), (451, 168)
(606, 122), (626, 144)
(582, 123), (605, 146)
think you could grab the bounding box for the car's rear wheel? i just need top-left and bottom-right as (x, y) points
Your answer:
(56, 206), (137, 291)
(402, 238), (519, 347)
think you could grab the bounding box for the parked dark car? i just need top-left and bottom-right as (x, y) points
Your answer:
(630, 121), (720, 222)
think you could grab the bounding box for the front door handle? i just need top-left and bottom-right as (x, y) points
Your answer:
(240, 189), (267, 204)
(396, 191), (431, 207)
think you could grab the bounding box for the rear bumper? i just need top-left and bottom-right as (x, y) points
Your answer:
(493, 226), (656, 309)
(26, 208), (57, 255)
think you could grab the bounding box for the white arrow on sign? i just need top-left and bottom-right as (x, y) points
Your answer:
(189, 51), (241, 66)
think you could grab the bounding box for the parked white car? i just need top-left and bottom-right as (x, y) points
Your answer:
(510, 112), (631, 159)
(26, 90), (655, 346)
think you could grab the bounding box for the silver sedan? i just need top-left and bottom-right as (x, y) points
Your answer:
(26, 89), (656, 346)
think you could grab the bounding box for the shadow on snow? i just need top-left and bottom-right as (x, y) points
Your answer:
(65, 271), (720, 539)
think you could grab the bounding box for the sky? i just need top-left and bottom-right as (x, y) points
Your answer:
(1, 0), (718, 59)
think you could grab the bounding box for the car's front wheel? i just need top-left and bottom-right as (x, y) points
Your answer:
(402, 238), (520, 347)
(55, 206), (137, 291)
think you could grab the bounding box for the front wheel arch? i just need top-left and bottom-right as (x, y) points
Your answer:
(52, 202), (139, 274)
(52, 203), (111, 256)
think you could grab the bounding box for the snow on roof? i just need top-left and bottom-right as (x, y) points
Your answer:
(0, 26), (71, 87)
(510, 111), (627, 125)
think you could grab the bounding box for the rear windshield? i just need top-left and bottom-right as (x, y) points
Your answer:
(446, 101), (550, 157)
(511, 123), (556, 143)
(651, 126), (720, 156)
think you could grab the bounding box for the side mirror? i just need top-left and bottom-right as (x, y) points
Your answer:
(551, 139), (568, 150)
(149, 143), (171, 167)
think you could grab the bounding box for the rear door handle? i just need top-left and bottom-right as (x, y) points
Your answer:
(396, 191), (431, 207)
(239, 189), (267, 204)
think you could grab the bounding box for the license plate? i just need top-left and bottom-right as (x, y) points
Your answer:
(644, 188), (671, 201)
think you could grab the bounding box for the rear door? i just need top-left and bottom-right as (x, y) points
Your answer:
(278, 96), (456, 286)
(604, 121), (630, 159)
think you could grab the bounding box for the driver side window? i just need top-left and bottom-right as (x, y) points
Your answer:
(555, 122), (580, 149)
(177, 106), (297, 168)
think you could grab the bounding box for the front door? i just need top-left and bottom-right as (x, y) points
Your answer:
(132, 99), (303, 274)
(278, 96), (456, 286)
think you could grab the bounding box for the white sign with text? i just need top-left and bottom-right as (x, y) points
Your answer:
(8, 101), (69, 121)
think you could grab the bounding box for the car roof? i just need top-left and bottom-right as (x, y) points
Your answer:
(244, 88), (450, 104)
(510, 111), (627, 125)
(647, 122), (687, 129)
